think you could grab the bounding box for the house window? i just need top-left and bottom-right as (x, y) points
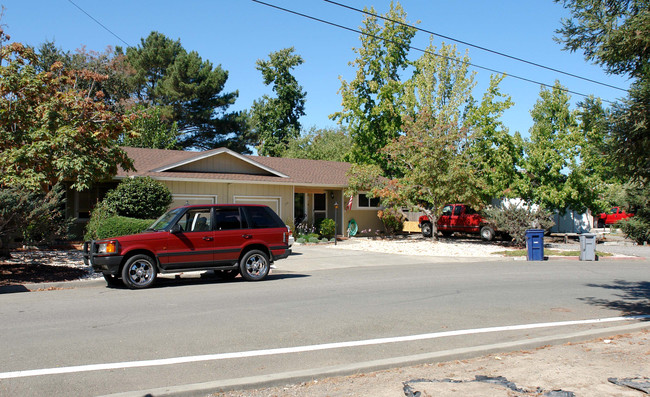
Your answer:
(358, 193), (380, 209)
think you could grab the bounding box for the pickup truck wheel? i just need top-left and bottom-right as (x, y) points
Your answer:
(597, 219), (605, 228)
(421, 223), (433, 237)
(121, 254), (157, 289)
(239, 250), (269, 281)
(480, 226), (495, 241)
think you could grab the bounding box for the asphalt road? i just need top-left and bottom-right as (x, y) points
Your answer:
(1, 246), (648, 396)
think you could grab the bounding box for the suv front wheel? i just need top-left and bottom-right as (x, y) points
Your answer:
(121, 254), (157, 289)
(239, 250), (270, 281)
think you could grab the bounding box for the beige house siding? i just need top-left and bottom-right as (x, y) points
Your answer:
(344, 209), (383, 236)
(159, 180), (293, 224)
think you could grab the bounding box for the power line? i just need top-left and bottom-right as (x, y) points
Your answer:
(324, 0), (629, 93)
(251, 0), (616, 105)
(66, 0), (131, 47)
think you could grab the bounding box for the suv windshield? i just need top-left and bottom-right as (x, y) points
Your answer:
(148, 207), (183, 231)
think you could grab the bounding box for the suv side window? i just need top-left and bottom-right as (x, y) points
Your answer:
(441, 205), (453, 216)
(175, 208), (212, 232)
(215, 207), (246, 230)
(243, 206), (284, 229)
(453, 206), (463, 216)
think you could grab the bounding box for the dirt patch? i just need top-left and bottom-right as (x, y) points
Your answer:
(214, 330), (650, 397)
(0, 249), (91, 287)
(0, 262), (87, 286)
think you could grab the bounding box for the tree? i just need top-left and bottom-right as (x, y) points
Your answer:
(35, 41), (133, 111)
(377, 112), (482, 240)
(555, 0), (649, 181)
(124, 31), (249, 151)
(404, 41), (521, 202)
(555, 0), (650, 242)
(331, 2), (416, 174)
(282, 126), (352, 161)
(466, 75), (523, 201)
(404, 40), (476, 129)
(121, 105), (179, 149)
(521, 81), (601, 213)
(250, 47), (306, 157)
(0, 38), (134, 192)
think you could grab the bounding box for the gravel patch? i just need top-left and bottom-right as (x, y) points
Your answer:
(326, 237), (512, 257)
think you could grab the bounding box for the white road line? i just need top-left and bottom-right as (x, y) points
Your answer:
(2, 315), (648, 380)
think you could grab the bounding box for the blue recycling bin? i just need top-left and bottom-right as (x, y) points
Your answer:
(525, 229), (545, 261)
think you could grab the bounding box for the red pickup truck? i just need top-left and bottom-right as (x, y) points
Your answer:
(418, 204), (496, 241)
(596, 206), (634, 228)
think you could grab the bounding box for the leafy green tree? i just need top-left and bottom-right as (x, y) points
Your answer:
(0, 39), (134, 192)
(35, 41), (133, 111)
(124, 31), (248, 151)
(520, 82), (587, 212)
(121, 105), (179, 149)
(251, 47), (306, 157)
(404, 40), (476, 129)
(555, 0), (649, 242)
(331, 2), (416, 174)
(377, 112), (482, 239)
(403, 40), (521, 203)
(282, 126), (351, 161)
(555, 0), (649, 182)
(466, 75), (523, 201)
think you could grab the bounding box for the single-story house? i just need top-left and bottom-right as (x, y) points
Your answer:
(66, 147), (385, 236)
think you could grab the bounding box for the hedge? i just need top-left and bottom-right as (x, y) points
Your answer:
(84, 215), (155, 240)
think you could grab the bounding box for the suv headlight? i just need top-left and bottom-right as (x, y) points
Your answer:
(97, 241), (118, 255)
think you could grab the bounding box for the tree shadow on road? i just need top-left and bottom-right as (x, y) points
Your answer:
(580, 280), (650, 317)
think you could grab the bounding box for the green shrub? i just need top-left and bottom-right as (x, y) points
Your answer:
(617, 216), (650, 244)
(86, 215), (155, 240)
(319, 218), (336, 238)
(103, 176), (172, 219)
(483, 204), (555, 246)
(0, 183), (71, 256)
(320, 237), (329, 243)
(308, 236), (320, 244)
(296, 237), (306, 244)
(377, 207), (405, 235)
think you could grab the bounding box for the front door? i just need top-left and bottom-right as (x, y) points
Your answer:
(160, 207), (215, 270)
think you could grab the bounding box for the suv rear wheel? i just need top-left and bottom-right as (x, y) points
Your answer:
(239, 250), (269, 281)
(121, 254), (157, 289)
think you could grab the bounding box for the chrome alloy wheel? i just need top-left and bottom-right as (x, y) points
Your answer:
(244, 253), (268, 277)
(125, 258), (155, 287)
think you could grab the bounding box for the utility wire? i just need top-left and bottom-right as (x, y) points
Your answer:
(66, 0), (131, 47)
(325, 0), (629, 93)
(252, 0), (616, 104)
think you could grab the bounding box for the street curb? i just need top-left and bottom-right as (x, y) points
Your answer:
(100, 322), (650, 397)
(0, 278), (105, 294)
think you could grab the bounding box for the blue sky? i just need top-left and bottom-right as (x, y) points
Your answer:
(1, 0), (631, 140)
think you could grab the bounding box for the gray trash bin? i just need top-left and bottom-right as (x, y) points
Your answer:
(579, 233), (597, 261)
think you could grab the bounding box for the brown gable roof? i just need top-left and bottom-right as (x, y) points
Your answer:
(118, 147), (351, 187)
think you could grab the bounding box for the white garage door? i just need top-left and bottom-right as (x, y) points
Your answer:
(170, 195), (217, 209)
(233, 196), (281, 217)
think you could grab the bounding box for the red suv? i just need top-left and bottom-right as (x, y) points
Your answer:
(83, 204), (291, 289)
